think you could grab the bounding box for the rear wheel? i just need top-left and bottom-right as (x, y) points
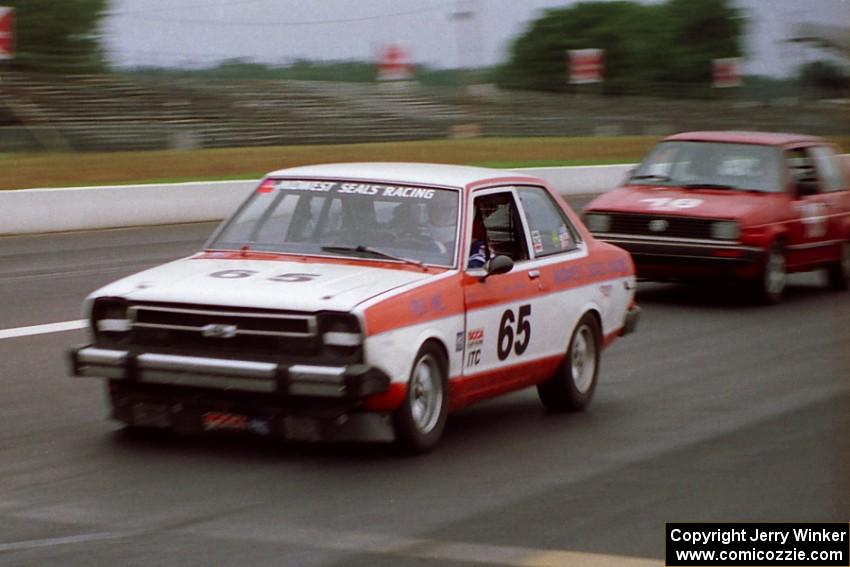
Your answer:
(826, 241), (850, 291)
(537, 313), (601, 412)
(392, 342), (448, 454)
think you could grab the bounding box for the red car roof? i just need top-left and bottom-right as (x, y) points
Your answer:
(664, 131), (826, 147)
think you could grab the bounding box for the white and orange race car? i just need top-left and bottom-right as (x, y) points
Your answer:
(69, 163), (640, 453)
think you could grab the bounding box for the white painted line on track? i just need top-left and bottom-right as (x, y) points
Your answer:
(180, 523), (661, 567)
(0, 523), (660, 566)
(0, 320), (86, 340)
(0, 531), (127, 552)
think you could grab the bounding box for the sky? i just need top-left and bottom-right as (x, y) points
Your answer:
(102, 0), (849, 76)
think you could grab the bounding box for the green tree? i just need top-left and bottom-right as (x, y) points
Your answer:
(3, 0), (108, 73)
(798, 60), (850, 96)
(496, 1), (655, 93)
(661, 0), (743, 85)
(496, 0), (743, 96)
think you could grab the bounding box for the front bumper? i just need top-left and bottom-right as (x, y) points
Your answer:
(69, 346), (394, 441)
(69, 346), (390, 400)
(596, 234), (764, 279)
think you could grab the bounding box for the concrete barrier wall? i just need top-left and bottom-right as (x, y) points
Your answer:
(0, 180), (258, 236)
(0, 164), (633, 236)
(521, 164), (633, 195)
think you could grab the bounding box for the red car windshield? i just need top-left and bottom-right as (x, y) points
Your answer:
(630, 141), (782, 193)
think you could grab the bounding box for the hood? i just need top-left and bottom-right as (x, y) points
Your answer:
(586, 185), (784, 221)
(89, 255), (435, 313)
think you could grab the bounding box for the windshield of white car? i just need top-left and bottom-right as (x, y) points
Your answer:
(630, 141), (782, 193)
(208, 179), (460, 267)
(320, 245), (423, 268)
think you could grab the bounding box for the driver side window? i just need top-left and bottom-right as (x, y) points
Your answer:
(471, 192), (529, 263)
(809, 146), (846, 193)
(785, 148), (821, 196)
(516, 186), (580, 255)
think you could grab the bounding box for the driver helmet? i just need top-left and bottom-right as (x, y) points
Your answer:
(427, 199), (457, 244)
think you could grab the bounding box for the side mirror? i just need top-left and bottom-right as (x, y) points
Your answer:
(480, 255), (513, 281)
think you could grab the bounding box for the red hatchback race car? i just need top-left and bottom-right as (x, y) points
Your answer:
(584, 131), (850, 302)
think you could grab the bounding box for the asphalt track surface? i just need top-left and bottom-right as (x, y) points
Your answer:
(1, 206), (848, 566)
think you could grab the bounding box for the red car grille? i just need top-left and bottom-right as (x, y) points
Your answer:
(607, 213), (715, 240)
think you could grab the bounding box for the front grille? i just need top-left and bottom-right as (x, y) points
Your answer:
(124, 303), (321, 359)
(130, 305), (316, 337)
(607, 213), (715, 240)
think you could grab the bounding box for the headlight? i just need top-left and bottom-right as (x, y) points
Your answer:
(710, 221), (740, 241)
(318, 313), (362, 359)
(323, 332), (362, 347)
(584, 213), (611, 233)
(91, 298), (131, 339)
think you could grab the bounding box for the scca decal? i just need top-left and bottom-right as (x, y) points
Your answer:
(465, 328), (485, 368)
(209, 270), (320, 282)
(467, 328), (484, 347)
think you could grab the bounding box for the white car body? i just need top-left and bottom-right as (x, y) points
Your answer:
(70, 163), (639, 452)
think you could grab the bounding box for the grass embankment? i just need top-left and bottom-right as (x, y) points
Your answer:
(1, 137), (657, 190)
(4, 135), (849, 190)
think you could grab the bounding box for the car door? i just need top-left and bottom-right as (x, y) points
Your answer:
(514, 184), (631, 352)
(808, 145), (850, 250)
(457, 187), (545, 406)
(456, 185), (597, 407)
(784, 145), (846, 268)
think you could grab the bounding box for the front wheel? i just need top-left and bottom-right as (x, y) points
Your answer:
(537, 313), (601, 412)
(826, 241), (850, 291)
(751, 241), (786, 304)
(392, 342), (449, 454)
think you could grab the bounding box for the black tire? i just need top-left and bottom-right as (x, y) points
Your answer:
(116, 424), (173, 442)
(392, 342), (449, 454)
(537, 313), (601, 412)
(751, 241), (786, 304)
(826, 241), (850, 291)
